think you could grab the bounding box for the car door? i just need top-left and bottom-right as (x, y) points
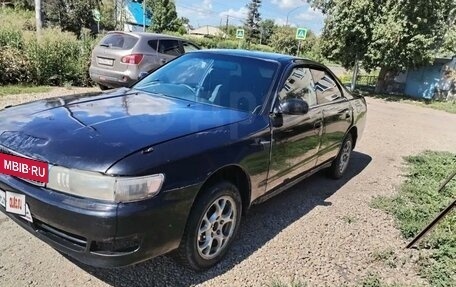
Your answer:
(309, 68), (352, 165)
(157, 39), (183, 65)
(267, 66), (323, 191)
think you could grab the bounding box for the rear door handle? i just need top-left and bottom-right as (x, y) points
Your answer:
(314, 121), (322, 129)
(160, 58), (167, 64)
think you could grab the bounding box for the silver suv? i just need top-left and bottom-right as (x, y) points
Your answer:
(89, 32), (200, 89)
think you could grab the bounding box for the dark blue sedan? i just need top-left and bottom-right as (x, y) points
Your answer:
(0, 50), (367, 270)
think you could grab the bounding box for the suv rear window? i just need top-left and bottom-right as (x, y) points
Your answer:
(99, 34), (138, 49)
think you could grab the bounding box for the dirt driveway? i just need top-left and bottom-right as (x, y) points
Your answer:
(1, 91), (456, 287)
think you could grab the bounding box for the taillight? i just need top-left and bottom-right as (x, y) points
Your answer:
(121, 54), (143, 64)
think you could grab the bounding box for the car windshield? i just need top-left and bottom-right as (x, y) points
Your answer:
(133, 53), (279, 113)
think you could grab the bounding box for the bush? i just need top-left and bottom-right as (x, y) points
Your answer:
(23, 28), (95, 86)
(0, 28), (24, 49)
(0, 8), (97, 87)
(0, 47), (32, 84)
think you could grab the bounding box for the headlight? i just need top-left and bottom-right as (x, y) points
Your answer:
(47, 166), (164, 203)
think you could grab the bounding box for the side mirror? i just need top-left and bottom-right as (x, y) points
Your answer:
(279, 98), (309, 115)
(138, 72), (149, 81)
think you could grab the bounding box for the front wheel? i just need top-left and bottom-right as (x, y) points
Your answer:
(329, 133), (353, 179)
(175, 181), (242, 270)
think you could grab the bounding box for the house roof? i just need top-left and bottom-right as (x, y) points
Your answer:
(189, 26), (226, 38)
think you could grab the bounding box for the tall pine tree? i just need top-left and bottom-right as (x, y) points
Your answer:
(244, 0), (262, 44)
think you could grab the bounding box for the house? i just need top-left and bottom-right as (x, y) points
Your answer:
(117, 0), (152, 32)
(188, 26), (227, 38)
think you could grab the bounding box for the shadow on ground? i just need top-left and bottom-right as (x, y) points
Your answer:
(75, 152), (372, 287)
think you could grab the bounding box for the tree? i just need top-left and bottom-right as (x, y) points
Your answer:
(270, 26), (320, 59)
(147, 0), (180, 33)
(259, 19), (275, 45)
(244, 0), (262, 43)
(314, 0), (456, 91)
(320, 0), (456, 71)
(43, 0), (100, 36)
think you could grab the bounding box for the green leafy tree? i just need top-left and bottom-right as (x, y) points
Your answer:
(44, 0), (100, 36)
(312, 0), (456, 91)
(270, 26), (321, 59)
(244, 0), (262, 43)
(147, 0), (180, 33)
(259, 19), (275, 45)
(270, 26), (298, 55)
(99, 0), (116, 31)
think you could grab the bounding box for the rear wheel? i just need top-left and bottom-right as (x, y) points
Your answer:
(175, 181), (242, 270)
(329, 133), (353, 179)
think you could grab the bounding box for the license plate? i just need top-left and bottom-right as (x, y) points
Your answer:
(0, 152), (48, 183)
(5, 191), (26, 216)
(97, 58), (114, 66)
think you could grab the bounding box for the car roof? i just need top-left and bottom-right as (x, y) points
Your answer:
(190, 49), (324, 66)
(106, 31), (186, 41)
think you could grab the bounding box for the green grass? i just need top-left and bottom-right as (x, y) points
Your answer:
(371, 249), (401, 269)
(371, 151), (456, 287)
(355, 274), (409, 287)
(365, 93), (456, 114)
(0, 85), (52, 96)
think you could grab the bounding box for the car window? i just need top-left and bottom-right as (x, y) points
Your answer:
(158, 39), (182, 56)
(133, 53), (279, 113)
(99, 34), (138, 50)
(310, 69), (343, 104)
(148, 40), (158, 51)
(278, 67), (317, 107)
(182, 42), (199, 53)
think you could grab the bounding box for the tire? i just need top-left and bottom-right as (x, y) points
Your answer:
(175, 181), (242, 271)
(98, 84), (110, 91)
(329, 133), (353, 179)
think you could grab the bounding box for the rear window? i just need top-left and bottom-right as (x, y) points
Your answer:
(99, 34), (138, 49)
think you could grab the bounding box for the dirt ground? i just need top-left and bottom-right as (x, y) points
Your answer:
(1, 90), (456, 287)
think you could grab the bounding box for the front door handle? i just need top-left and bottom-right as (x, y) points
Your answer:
(251, 138), (274, 149)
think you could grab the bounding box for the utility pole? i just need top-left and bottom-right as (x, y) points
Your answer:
(225, 15), (229, 34)
(143, 0), (146, 31)
(34, 0), (42, 36)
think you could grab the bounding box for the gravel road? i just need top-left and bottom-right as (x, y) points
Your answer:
(1, 88), (456, 286)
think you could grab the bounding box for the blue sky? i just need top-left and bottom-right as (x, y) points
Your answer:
(175, 0), (325, 34)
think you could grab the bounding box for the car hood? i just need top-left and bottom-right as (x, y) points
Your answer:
(0, 88), (250, 173)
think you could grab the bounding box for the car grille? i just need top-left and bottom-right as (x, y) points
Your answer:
(0, 145), (46, 187)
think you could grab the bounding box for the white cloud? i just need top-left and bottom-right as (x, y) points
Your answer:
(271, 0), (305, 9)
(295, 7), (323, 21)
(219, 7), (249, 19)
(203, 0), (212, 10)
(275, 17), (297, 27)
(176, 4), (213, 20)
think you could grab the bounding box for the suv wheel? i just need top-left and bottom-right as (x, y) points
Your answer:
(175, 181), (242, 270)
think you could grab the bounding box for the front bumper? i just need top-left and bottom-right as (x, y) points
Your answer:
(0, 174), (197, 267)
